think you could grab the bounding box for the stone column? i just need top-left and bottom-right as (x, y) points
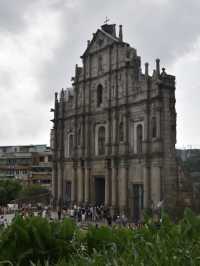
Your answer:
(71, 179), (75, 204)
(82, 166), (85, 202)
(52, 162), (58, 202)
(111, 161), (117, 208)
(144, 113), (148, 141)
(85, 117), (89, 157)
(77, 166), (83, 204)
(84, 167), (90, 204)
(151, 165), (161, 206)
(112, 113), (118, 155)
(72, 164), (78, 204)
(118, 162), (128, 214)
(157, 108), (161, 138)
(124, 114), (129, 154)
(57, 162), (62, 203)
(105, 167), (110, 206)
(143, 166), (150, 209)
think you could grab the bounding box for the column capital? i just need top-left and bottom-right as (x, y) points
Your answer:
(119, 158), (129, 168)
(85, 159), (91, 169)
(104, 158), (111, 169)
(73, 160), (78, 168)
(112, 158), (119, 168)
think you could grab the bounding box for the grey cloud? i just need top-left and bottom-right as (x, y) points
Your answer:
(39, 0), (200, 101)
(0, 70), (14, 90)
(121, 0), (200, 67)
(0, 0), (67, 33)
(0, 0), (32, 32)
(0, 0), (200, 145)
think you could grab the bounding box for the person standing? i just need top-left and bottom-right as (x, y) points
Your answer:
(0, 215), (5, 229)
(57, 207), (62, 220)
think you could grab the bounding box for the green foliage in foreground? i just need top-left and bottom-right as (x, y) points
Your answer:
(0, 209), (200, 265)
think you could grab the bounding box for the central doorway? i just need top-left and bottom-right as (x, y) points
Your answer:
(94, 176), (105, 205)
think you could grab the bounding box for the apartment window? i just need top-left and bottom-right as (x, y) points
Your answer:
(39, 157), (44, 162)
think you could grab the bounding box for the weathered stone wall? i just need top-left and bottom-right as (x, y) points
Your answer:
(52, 24), (177, 219)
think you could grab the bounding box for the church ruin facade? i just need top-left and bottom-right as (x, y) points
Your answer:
(51, 23), (177, 220)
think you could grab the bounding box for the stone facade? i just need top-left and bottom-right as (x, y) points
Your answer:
(51, 23), (177, 220)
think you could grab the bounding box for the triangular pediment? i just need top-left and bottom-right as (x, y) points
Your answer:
(81, 29), (120, 58)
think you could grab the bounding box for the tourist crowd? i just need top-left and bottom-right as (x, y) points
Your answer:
(0, 203), (147, 230)
(59, 204), (131, 227)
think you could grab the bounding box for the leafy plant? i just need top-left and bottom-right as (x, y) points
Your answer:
(0, 209), (200, 265)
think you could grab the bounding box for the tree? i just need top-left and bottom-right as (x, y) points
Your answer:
(18, 184), (49, 201)
(0, 179), (22, 205)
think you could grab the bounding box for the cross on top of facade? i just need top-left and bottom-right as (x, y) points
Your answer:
(104, 17), (110, 24)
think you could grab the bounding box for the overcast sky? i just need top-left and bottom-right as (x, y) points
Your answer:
(0, 0), (199, 148)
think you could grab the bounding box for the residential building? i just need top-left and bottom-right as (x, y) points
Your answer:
(0, 145), (52, 189)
